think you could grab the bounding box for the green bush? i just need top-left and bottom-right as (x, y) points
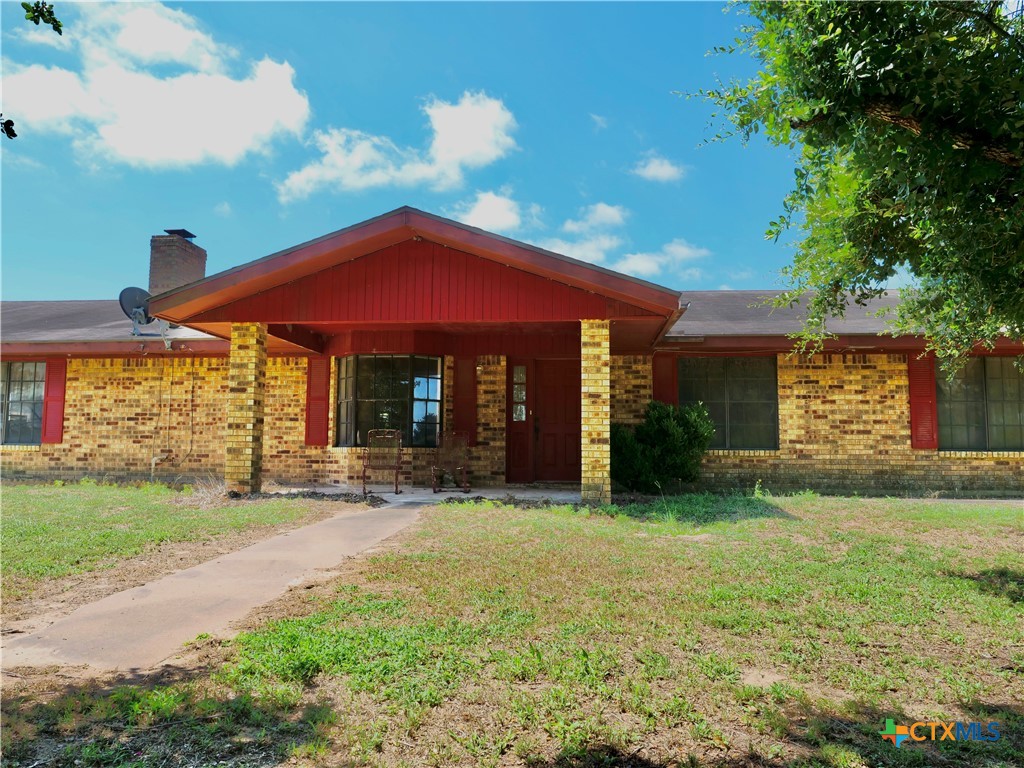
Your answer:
(611, 401), (714, 493)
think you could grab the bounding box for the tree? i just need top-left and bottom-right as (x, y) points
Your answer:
(703, 1), (1023, 367)
(3, 2), (63, 141)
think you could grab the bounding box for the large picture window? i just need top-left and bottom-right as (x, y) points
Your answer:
(336, 356), (442, 447)
(937, 357), (1023, 451)
(678, 357), (779, 450)
(1, 361), (46, 445)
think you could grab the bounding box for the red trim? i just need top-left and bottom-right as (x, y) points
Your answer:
(652, 353), (678, 405)
(304, 357), (331, 446)
(907, 353), (939, 450)
(41, 358), (66, 444)
(452, 357), (477, 446)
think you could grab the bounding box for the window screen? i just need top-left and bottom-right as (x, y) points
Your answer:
(1, 361), (46, 445)
(678, 357), (778, 450)
(937, 358), (1024, 451)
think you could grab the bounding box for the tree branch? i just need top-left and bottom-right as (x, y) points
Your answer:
(791, 100), (1023, 168)
(940, 3), (1024, 57)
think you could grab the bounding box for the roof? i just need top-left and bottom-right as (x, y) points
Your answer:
(149, 206), (685, 323)
(1, 300), (221, 356)
(666, 290), (903, 338)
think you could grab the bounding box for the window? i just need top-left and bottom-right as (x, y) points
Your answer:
(1, 361), (46, 445)
(937, 357), (1023, 451)
(678, 357), (778, 450)
(511, 365), (527, 422)
(336, 356), (442, 447)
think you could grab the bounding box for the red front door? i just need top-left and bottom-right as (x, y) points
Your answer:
(534, 359), (581, 482)
(506, 359), (581, 483)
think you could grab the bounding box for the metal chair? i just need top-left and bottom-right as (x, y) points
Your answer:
(432, 430), (471, 493)
(362, 429), (403, 495)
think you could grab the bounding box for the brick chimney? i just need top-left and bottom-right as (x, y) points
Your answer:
(149, 229), (207, 295)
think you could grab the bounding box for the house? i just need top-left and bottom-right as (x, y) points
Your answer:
(2, 207), (1021, 499)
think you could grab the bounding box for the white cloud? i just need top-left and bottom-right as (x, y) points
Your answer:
(590, 113), (608, 130)
(562, 202), (628, 234)
(2, 3), (309, 168)
(450, 191), (523, 232)
(612, 238), (711, 278)
(98, 4), (231, 73)
(278, 91), (517, 202)
(214, 201), (232, 217)
(631, 152), (685, 182)
(13, 26), (73, 50)
(538, 234), (623, 265)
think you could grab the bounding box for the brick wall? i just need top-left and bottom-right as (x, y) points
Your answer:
(697, 353), (1022, 496)
(611, 355), (652, 426)
(2, 353), (511, 489)
(470, 355), (507, 485)
(5, 350), (1017, 496)
(1, 356), (230, 482)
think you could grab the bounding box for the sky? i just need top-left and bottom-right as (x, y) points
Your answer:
(1, 1), (803, 302)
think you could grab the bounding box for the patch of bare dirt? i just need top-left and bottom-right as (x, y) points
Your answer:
(1, 500), (376, 634)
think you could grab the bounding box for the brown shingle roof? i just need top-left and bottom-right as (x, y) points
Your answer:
(667, 290), (903, 338)
(1, 300), (215, 343)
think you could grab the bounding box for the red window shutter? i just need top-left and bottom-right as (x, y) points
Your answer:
(304, 357), (331, 446)
(908, 353), (938, 449)
(453, 356), (477, 446)
(41, 358), (67, 444)
(652, 353), (678, 405)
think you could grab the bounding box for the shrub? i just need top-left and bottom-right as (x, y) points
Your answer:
(611, 401), (714, 493)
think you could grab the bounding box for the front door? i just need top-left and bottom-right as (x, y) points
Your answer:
(534, 359), (581, 482)
(506, 359), (581, 483)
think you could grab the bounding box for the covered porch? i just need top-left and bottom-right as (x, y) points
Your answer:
(149, 208), (683, 503)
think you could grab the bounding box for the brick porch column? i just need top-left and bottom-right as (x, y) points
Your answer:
(581, 320), (611, 504)
(225, 322), (267, 494)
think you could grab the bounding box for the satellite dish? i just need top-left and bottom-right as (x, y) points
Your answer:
(118, 286), (154, 335)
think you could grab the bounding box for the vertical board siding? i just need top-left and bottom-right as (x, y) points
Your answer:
(192, 241), (660, 324)
(907, 353), (939, 449)
(304, 357), (331, 446)
(41, 357), (67, 444)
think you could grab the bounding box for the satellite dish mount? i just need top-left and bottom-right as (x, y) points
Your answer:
(118, 286), (172, 349)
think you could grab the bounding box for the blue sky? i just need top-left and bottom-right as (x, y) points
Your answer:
(1, 1), (800, 301)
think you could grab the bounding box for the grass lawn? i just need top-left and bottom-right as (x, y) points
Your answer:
(0, 480), (348, 601)
(3, 493), (1023, 767)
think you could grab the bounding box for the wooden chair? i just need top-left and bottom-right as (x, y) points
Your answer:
(362, 429), (403, 495)
(432, 430), (471, 493)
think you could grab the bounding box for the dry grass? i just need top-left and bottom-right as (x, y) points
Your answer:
(3, 494), (1022, 767)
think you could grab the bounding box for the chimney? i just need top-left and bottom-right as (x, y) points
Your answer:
(149, 229), (207, 295)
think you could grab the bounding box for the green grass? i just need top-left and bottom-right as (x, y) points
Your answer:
(4, 493), (1022, 767)
(1, 479), (337, 599)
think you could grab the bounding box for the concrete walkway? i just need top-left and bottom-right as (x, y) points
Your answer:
(2, 503), (420, 672)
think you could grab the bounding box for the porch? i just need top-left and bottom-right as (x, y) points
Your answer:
(268, 481), (586, 505)
(148, 208), (684, 504)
